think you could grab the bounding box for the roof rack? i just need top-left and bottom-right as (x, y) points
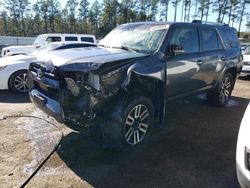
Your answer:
(192, 20), (229, 26)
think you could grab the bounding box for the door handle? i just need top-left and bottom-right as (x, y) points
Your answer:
(220, 56), (227, 61)
(196, 59), (204, 65)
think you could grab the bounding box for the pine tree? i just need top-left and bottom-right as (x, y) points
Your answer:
(79, 0), (89, 33)
(160, 0), (170, 21)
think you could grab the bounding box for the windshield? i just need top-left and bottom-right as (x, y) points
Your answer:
(33, 35), (47, 46)
(35, 43), (61, 51)
(30, 43), (61, 56)
(99, 23), (168, 53)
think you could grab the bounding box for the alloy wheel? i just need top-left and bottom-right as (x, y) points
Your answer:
(124, 104), (150, 145)
(219, 76), (231, 104)
(13, 72), (28, 92)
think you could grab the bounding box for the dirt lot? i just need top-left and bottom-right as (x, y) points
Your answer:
(0, 77), (249, 188)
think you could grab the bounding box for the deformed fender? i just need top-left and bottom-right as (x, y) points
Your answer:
(122, 62), (165, 88)
(117, 61), (167, 126)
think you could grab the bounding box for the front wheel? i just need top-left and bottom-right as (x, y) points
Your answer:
(207, 72), (234, 106)
(104, 96), (154, 149)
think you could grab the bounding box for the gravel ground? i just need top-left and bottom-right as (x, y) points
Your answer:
(0, 77), (249, 188)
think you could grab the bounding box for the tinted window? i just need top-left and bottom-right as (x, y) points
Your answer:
(46, 37), (61, 42)
(169, 27), (199, 54)
(223, 28), (240, 48)
(81, 37), (94, 43)
(65, 37), (78, 41)
(200, 28), (220, 51)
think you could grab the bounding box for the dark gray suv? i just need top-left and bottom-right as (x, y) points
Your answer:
(28, 21), (242, 148)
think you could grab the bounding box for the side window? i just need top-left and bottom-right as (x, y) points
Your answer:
(200, 28), (220, 51)
(81, 37), (94, 43)
(46, 37), (61, 42)
(223, 28), (240, 49)
(169, 27), (199, 54)
(65, 37), (78, 41)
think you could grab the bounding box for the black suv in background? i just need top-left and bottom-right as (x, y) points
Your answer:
(28, 21), (242, 148)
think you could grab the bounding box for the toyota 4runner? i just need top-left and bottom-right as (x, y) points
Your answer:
(28, 21), (242, 148)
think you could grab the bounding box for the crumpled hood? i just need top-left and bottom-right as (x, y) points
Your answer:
(37, 47), (148, 69)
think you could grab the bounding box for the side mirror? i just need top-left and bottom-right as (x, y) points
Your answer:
(168, 44), (185, 56)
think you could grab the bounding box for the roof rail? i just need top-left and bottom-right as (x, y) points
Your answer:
(192, 20), (229, 26)
(192, 20), (202, 23)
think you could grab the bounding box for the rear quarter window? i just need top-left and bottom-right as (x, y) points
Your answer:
(221, 28), (240, 49)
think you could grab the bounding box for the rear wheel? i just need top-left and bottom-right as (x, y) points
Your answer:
(207, 72), (234, 106)
(9, 70), (29, 93)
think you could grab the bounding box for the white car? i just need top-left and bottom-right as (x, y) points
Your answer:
(1, 33), (97, 57)
(0, 42), (96, 93)
(236, 102), (250, 188)
(241, 46), (250, 76)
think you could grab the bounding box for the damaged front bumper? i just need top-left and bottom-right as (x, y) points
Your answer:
(28, 62), (120, 125)
(30, 89), (64, 123)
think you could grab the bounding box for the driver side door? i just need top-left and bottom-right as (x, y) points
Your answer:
(165, 25), (207, 100)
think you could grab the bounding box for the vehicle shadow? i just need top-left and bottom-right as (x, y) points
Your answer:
(0, 90), (30, 103)
(238, 75), (250, 80)
(56, 95), (248, 188)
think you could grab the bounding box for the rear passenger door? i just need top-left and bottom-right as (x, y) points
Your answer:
(166, 25), (210, 98)
(198, 25), (226, 86)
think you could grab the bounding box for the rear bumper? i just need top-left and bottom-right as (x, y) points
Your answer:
(30, 89), (64, 123)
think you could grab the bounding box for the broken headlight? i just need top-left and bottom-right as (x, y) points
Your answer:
(101, 66), (128, 88)
(88, 73), (100, 91)
(64, 71), (101, 96)
(64, 72), (84, 96)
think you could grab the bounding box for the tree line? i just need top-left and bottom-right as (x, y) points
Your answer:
(0, 0), (249, 39)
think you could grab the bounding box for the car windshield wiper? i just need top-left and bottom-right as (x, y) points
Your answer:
(99, 45), (149, 53)
(112, 45), (141, 52)
(98, 44), (110, 48)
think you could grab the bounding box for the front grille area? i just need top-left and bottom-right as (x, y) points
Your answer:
(30, 63), (61, 80)
(30, 62), (61, 100)
(35, 82), (59, 100)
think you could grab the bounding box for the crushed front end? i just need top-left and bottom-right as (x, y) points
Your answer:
(28, 61), (128, 126)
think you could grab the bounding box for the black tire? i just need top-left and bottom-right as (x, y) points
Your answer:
(207, 72), (234, 106)
(104, 96), (154, 149)
(9, 70), (29, 93)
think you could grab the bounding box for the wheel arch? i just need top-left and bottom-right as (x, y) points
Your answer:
(126, 72), (165, 119)
(215, 66), (237, 90)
